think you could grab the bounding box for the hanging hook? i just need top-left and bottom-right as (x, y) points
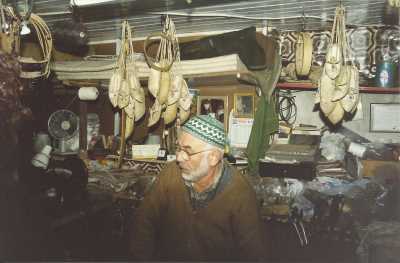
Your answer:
(161, 14), (166, 28)
(160, 14), (170, 31)
(262, 20), (269, 36)
(301, 8), (306, 31)
(165, 0), (170, 13)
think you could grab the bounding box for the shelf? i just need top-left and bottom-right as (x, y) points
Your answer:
(277, 82), (400, 94)
(360, 86), (400, 94)
(52, 54), (249, 82)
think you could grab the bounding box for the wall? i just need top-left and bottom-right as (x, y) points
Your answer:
(280, 26), (400, 80)
(293, 90), (400, 143)
(196, 85), (257, 131)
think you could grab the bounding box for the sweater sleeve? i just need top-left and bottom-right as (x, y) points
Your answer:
(129, 163), (172, 260)
(231, 175), (269, 261)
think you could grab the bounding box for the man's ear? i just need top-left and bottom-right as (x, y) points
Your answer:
(208, 150), (222, 166)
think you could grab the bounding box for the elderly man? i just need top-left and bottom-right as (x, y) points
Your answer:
(130, 115), (268, 261)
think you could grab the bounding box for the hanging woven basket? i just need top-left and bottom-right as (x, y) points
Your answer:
(18, 13), (53, 79)
(144, 32), (176, 72)
(295, 32), (313, 77)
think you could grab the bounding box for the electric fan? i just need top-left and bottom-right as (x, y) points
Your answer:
(48, 109), (79, 154)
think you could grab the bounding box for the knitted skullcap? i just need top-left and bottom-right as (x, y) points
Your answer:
(182, 115), (226, 149)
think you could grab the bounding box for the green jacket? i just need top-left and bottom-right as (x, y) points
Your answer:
(130, 161), (268, 261)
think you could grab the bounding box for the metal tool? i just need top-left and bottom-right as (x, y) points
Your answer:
(290, 207), (309, 247)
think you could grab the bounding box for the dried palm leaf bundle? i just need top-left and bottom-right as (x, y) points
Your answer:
(319, 71), (336, 115)
(179, 107), (191, 124)
(340, 65), (359, 113)
(124, 95), (135, 119)
(144, 16), (183, 126)
(144, 18), (176, 103)
(134, 102), (145, 121)
(337, 7), (359, 114)
(127, 72), (142, 99)
(148, 100), (162, 127)
(127, 69), (145, 120)
(178, 79), (192, 124)
(108, 21), (142, 167)
(125, 21), (145, 119)
(167, 18), (192, 124)
(148, 64), (161, 98)
(318, 5), (360, 124)
(132, 85), (146, 120)
(178, 79), (192, 112)
(108, 69), (122, 107)
(325, 8), (344, 80)
(118, 79), (130, 108)
(169, 75), (183, 105)
(109, 21), (138, 110)
(158, 65), (171, 104)
(163, 102), (178, 125)
(327, 101), (345, 125)
(163, 75), (183, 125)
(325, 44), (342, 80)
(389, 0), (400, 7)
(332, 65), (350, 102)
(125, 115), (135, 139)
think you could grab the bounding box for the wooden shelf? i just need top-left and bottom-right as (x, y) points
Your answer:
(277, 82), (317, 90)
(277, 82), (400, 94)
(360, 86), (400, 94)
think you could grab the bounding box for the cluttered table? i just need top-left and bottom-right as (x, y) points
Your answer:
(79, 140), (400, 262)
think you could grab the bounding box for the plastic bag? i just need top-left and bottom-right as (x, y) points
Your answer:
(320, 132), (346, 161)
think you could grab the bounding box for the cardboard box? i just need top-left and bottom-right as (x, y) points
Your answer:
(132, 144), (160, 160)
(361, 160), (400, 178)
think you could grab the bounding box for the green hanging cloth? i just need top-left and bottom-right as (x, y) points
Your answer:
(246, 44), (281, 174)
(246, 95), (278, 174)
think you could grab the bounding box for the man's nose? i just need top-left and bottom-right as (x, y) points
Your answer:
(176, 151), (185, 163)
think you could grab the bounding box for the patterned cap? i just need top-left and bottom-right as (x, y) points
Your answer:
(182, 115), (226, 149)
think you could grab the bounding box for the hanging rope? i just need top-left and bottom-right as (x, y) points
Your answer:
(144, 32), (175, 72)
(108, 20), (143, 168)
(3, 5), (52, 78)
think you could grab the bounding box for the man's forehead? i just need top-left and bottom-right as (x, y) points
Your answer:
(178, 131), (205, 147)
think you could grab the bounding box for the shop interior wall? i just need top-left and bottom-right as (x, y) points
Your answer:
(197, 86), (257, 115)
(293, 91), (400, 143)
(24, 31), (400, 143)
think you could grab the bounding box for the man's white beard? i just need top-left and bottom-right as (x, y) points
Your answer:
(181, 154), (209, 183)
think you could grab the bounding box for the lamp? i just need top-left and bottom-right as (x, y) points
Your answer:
(32, 145), (52, 169)
(78, 86), (99, 101)
(20, 20), (31, 35)
(71, 0), (117, 7)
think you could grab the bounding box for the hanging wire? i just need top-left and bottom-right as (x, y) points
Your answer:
(301, 8), (306, 31)
(65, 94), (78, 109)
(12, 0), (33, 21)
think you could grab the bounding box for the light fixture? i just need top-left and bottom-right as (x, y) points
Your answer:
(20, 20), (31, 35)
(32, 145), (52, 170)
(71, 0), (118, 7)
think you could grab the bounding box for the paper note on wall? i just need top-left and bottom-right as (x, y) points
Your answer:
(228, 110), (254, 148)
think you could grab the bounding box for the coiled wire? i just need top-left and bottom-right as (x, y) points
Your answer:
(275, 89), (297, 126)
